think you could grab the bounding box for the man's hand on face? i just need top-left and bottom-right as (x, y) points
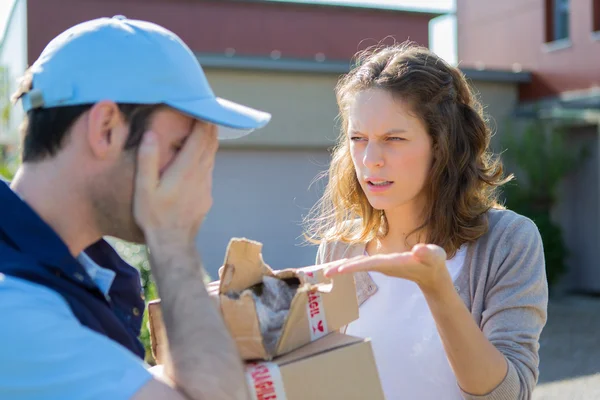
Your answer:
(133, 121), (218, 247)
(130, 121), (250, 400)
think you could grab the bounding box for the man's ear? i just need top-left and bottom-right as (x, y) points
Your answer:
(86, 101), (128, 160)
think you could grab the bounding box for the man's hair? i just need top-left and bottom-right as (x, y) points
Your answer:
(11, 69), (161, 162)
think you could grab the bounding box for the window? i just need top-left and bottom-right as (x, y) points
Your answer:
(593, 0), (600, 32)
(545, 0), (570, 42)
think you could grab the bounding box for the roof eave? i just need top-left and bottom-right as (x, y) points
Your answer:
(198, 53), (532, 84)
(221, 0), (448, 18)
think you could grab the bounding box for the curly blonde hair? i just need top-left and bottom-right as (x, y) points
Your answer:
(303, 42), (513, 258)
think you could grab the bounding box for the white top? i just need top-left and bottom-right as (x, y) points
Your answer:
(345, 246), (467, 400)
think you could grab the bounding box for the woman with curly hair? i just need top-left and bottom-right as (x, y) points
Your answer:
(305, 43), (548, 400)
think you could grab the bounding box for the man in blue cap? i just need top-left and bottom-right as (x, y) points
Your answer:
(0, 16), (271, 400)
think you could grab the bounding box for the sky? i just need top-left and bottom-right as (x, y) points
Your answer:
(0, 0), (456, 64)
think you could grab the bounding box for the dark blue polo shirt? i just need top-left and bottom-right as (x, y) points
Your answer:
(0, 179), (152, 398)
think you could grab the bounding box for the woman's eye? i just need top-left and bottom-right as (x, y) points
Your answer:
(350, 136), (366, 141)
(387, 137), (406, 141)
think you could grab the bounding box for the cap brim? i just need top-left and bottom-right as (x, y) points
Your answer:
(165, 97), (272, 140)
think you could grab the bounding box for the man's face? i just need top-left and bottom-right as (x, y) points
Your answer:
(90, 107), (212, 243)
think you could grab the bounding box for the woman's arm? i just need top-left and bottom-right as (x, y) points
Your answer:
(324, 218), (548, 400)
(447, 218), (548, 400)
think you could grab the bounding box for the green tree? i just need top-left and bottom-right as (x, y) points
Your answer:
(0, 65), (17, 179)
(105, 239), (159, 365)
(0, 146), (16, 179)
(0, 65), (11, 131)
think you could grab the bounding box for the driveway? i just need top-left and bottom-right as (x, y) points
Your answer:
(533, 295), (600, 399)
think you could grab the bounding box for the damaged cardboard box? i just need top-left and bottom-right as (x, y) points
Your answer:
(148, 237), (359, 362)
(244, 332), (385, 400)
(148, 332), (386, 400)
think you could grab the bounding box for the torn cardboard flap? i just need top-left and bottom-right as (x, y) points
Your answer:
(218, 239), (335, 290)
(218, 239), (331, 294)
(220, 238), (359, 360)
(219, 238), (275, 294)
(149, 237), (359, 362)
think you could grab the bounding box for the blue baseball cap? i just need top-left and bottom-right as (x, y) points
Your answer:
(19, 15), (271, 140)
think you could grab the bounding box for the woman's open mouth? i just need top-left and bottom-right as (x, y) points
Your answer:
(366, 180), (394, 192)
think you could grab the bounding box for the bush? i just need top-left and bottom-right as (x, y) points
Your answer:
(105, 239), (158, 365)
(501, 183), (569, 285)
(0, 145), (17, 180)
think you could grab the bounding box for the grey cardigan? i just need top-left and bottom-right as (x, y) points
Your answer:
(316, 208), (549, 400)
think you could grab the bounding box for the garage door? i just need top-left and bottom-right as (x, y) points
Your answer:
(196, 148), (331, 279)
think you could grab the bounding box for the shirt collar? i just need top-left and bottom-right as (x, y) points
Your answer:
(77, 251), (116, 298)
(0, 180), (97, 290)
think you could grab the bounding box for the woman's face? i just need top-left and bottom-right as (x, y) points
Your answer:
(348, 88), (433, 213)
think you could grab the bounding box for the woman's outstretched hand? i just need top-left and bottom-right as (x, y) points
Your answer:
(323, 244), (452, 294)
